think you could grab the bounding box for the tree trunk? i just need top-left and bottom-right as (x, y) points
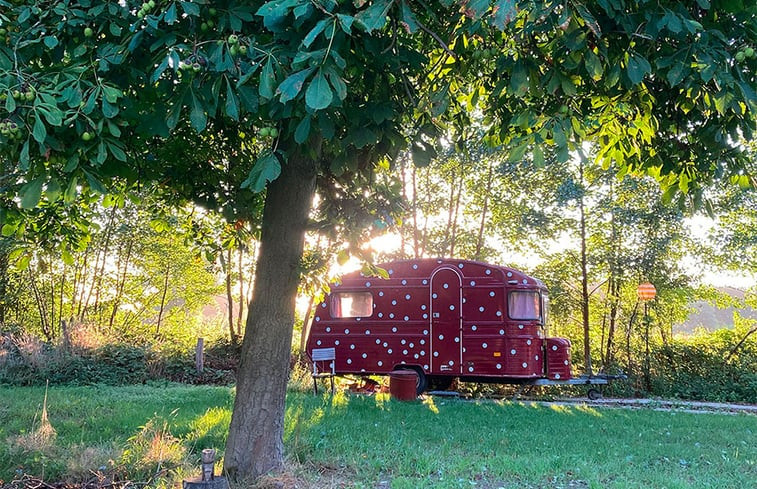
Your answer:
(579, 163), (592, 376)
(237, 245), (245, 336)
(411, 165), (420, 259)
(474, 162), (493, 261)
(223, 146), (318, 479)
(155, 264), (170, 336)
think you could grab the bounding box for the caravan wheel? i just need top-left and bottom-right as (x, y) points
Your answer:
(393, 366), (427, 395)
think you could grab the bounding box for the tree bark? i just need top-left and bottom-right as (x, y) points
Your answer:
(223, 146), (318, 479)
(579, 162), (592, 376)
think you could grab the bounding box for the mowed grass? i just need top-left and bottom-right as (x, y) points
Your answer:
(0, 384), (755, 488)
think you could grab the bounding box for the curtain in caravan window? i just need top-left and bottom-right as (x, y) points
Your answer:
(331, 292), (373, 318)
(508, 291), (541, 320)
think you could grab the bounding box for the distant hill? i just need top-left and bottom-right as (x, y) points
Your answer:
(675, 287), (757, 335)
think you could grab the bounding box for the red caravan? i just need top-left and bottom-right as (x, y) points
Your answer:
(306, 258), (572, 392)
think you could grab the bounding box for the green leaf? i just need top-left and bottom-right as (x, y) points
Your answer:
(666, 60), (687, 86)
(180, 1), (200, 16)
(64, 176), (78, 204)
(509, 62), (528, 94)
(5, 91), (16, 112)
(465, 0), (489, 21)
(399, 1), (419, 33)
(575, 3), (602, 37)
(189, 90), (208, 131)
(242, 151), (281, 192)
(43, 36), (58, 49)
(295, 116), (311, 144)
(277, 67), (314, 103)
(626, 54), (651, 85)
(259, 58), (276, 100)
(305, 69), (333, 110)
(102, 86), (122, 103)
(303, 19), (329, 48)
(45, 179), (62, 201)
(102, 98), (119, 118)
(491, 0), (517, 30)
(82, 169), (107, 194)
(355, 0), (390, 32)
(61, 249), (74, 266)
(1, 223), (17, 237)
(225, 78), (240, 120)
(20, 177), (44, 209)
(256, 0), (300, 30)
(32, 114), (47, 144)
(584, 51), (603, 80)
(337, 14), (354, 34)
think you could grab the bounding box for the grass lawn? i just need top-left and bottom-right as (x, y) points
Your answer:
(0, 384), (755, 488)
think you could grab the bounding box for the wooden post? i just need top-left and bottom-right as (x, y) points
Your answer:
(195, 337), (204, 374)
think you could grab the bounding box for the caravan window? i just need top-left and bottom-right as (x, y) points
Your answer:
(331, 292), (373, 318)
(508, 290), (541, 321)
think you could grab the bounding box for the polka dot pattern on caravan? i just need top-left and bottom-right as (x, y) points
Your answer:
(306, 258), (572, 387)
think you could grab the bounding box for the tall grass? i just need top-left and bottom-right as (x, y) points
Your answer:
(1, 384), (754, 488)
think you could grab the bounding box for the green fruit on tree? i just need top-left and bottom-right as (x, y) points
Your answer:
(559, 104), (569, 114)
(209, 7), (217, 15)
(207, 20), (214, 28)
(24, 91), (34, 102)
(84, 27), (94, 37)
(259, 127), (270, 137)
(228, 34), (238, 44)
(239, 45), (247, 55)
(736, 51), (746, 62)
(192, 62), (202, 72)
(746, 47), (755, 58)
(81, 131), (92, 141)
(148, 0), (155, 8)
(229, 45), (238, 56)
(269, 128), (279, 138)
(201, 22), (209, 32)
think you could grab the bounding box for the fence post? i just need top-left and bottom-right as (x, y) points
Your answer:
(195, 337), (204, 374)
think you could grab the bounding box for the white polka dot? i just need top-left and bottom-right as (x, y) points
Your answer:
(433, 351), (439, 357)
(424, 364), (429, 369)
(443, 283), (449, 289)
(315, 317), (321, 322)
(379, 291), (384, 297)
(335, 340), (340, 345)
(527, 340), (532, 345)
(392, 327), (397, 332)
(552, 345), (558, 351)
(316, 340), (322, 345)
(535, 355), (539, 360)
(405, 294), (411, 300)
(389, 313), (395, 318)
(454, 337), (460, 343)
(422, 279), (428, 285)
(383, 342), (388, 347)
(555, 373), (561, 379)
(459, 263), (464, 269)
(421, 304), (427, 310)
(482, 343), (488, 348)
(403, 349), (408, 355)
(432, 293), (438, 299)
(420, 339), (425, 345)
(471, 325), (477, 331)
(366, 281), (371, 287)
(361, 368), (366, 372)
(356, 317), (361, 321)
(326, 327), (331, 333)
(470, 281), (476, 286)
(402, 279), (407, 285)
(448, 360), (454, 366)
(362, 353), (367, 358)
(365, 330), (371, 335)
(420, 350), (425, 356)
(344, 328), (350, 334)
(388, 269), (394, 275)
(409, 343), (414, 348)
(522, 362), (528, 368)
(388, 349), (393, 354)
(437, 259), (443, 263)
(564, 360), (569, 365)
(499, 329), (505, 335)
(522, 279), (527, 284)
(468, 366), (474, 372)
(462, 298), (467, 303)
(404, 316), (409, 321)
(414, 354), (419, 359)
(412, 264), (418, 269)
(507, 272), (512, 277)
(511, 349), (516, 355)
(378, 313), (384, 318)
(438, 335), (444, 340)
(321, 302), (327, 308)
(486, 269), (491, 275)
(347, 359), (352, 364)
(376, 339), (381, 344)
(449, 305), (455, 311)
(479, 306), (485, 312)
(518, 324), (524, 330)
(496, 363), (502, 369)
(392, 300), (397, 305)
(350, 344), (355, 349)
(378, 361), (383, 366)
(496, 311), (502, 317)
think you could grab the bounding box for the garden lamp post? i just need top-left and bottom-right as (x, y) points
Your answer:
(637, 282), (656, 392)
